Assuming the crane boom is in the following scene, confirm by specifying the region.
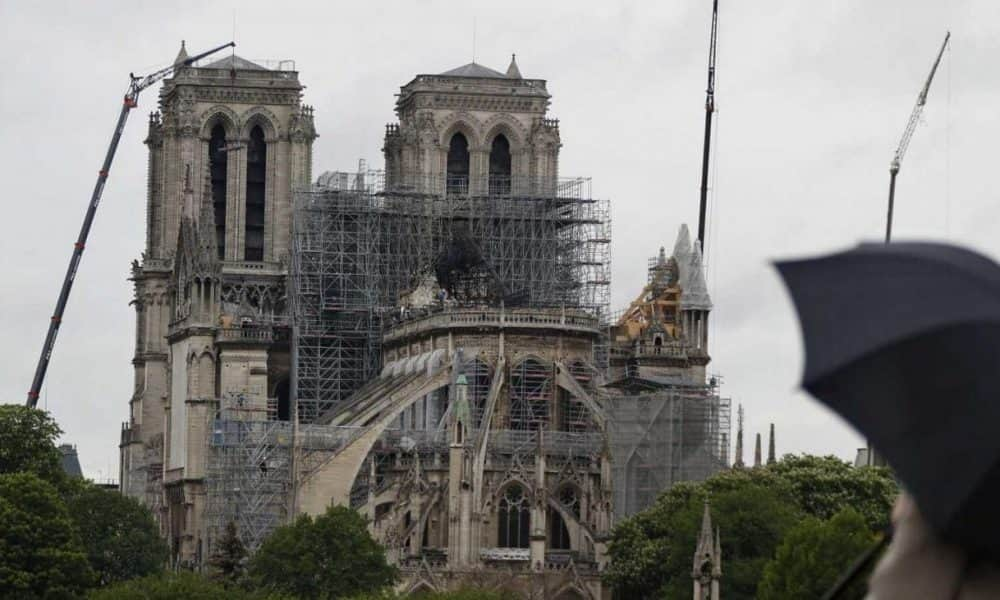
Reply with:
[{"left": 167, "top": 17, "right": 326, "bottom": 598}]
[
  {"left": 885, "top": 31, "right": 950, "bottom": 243},
  {"left": 26, "top": 41, "right": 234, "bottom": 408},
  {"left": 696, "top": 0, "right": 719, "bottom": 253}
]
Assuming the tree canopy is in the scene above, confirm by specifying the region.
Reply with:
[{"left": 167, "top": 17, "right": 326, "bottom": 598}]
[
  {"left": 87, "top": 571, "right": 294, "bottom": 600},
  {"left": 758, "top": 506, "right": 876, "bottom": 600},
  {"left": 249, "top": 505, "right": 397, "bottom": 599},
  {"left": 0, "top": 405, "right": 168, "bottom": 595},
  {"left": 64, "top": 478, "right": 168, "bottom": 586},
  {"left": 347, "top": 588, "right": 521, "bottom": 600},
  {"left": 0, "top": 472, "right": 94, "bottom": 598},
  {"left": 208, "top": 521, "right": 248, "bottom": 585},
  {"left": 0, "top": 404, "right": 66, "bottom": 486},
  {"left": 604, "top": 455, "right": 897, "bottom": 599}
]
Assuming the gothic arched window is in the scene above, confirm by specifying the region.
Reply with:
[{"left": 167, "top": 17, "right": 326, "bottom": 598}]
[
  {"left": 489, "top": 134, "right": 511, "bottom": 195},
  {"left": 208, "top": 125, "right": 228, "bottom": 259},
  {"left": 548, "top": 486, "right": 579, "bottom": 550},
  {"left": 245, "top": 125, "right": 267, "bottom": 261},
  {"left": 447, "top": 132, "right": 469, "bottom": 194},
  {"left": 498, "top": 484, "right": 530, "bottom": 548}
]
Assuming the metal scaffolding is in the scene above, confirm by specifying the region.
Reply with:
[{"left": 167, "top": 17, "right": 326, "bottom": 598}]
[
  {"left": 204, "top": 395, "right": 294, "bottom": 554},
  {"left": 291, "top": 171, "right": 611, "bottom": 423},
  {"left": 607, "top": 384, "right": 731, "bottom": 520}
]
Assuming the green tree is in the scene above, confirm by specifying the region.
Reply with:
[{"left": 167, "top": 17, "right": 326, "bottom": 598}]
[
  {"left": 758, "top": 507, "right": 876, "bottom": 600},
  {"left": 660, "top": 483, "right": 800, "bottom": 599},
  {"left": 0, "top": 405, "right": 65, "bottom": 485},
  {"left": 0, "top": 472, "right": 94, "bottom": 598},
  {"left": 768, "top": 454, "right": 897, "bottom": 530},
  {"left": 249, "top": 505, "right": 397, "bottom": 599},
  {"left": 208, "top": 521, "right": 247, "bottom": 585},
  {"left": 604, "top": 455, "right": 897, "bottom": 599},
  {"left": 347, "top": 588, "right": 520, "bottom": 600},
  {"left": 87, "top": 571, "right": 294, "bottom": 600},
  {"left": 63, "top": 478, "right": 168, "bottom": 586}
]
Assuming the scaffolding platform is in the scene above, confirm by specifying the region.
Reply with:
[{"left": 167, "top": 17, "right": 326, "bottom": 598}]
[
  {"left": 607, "top": 383, "right": 731, "bottom": 520},
  {"left": 291, "top": 171, "right": 611, "bottom": 423}
]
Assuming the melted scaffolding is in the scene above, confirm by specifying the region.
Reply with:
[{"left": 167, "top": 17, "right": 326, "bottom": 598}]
[{"left": 291, "top": 171, "right": 611, "bottom": 423}]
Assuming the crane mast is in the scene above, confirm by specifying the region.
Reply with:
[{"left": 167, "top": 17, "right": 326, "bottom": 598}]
[
  {"left": 696, "top": 0, "right": 719, "bottom": 253},
  {"left": 26, "top": 41, "right": 234, "bottom": 408},
  {"left": 884, "top": 31, "right": 950, "bottom": 243}
]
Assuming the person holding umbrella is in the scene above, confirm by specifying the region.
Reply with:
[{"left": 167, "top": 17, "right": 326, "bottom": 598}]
[{"left": 777, "top": 242, "right": 1000, "bottom": 599}]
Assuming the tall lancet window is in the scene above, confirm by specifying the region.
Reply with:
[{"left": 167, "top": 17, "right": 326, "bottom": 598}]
[
  {"left": 489, "top": 134, "right": 511, "bottom": 195},
  {"left": 209, "top": 125, "right": 228, "bottom": 259},
  {"left": 446, "top": 132, "right": 469, "bottom": 195},
  {"left": 498, "top": 484, "right": 530, "bottom": 548},
  {"left": 245, "top": 125, "right": 267, "bottom": 261}
]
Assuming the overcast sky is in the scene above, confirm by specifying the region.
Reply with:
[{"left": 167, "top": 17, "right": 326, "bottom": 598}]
[{"left": 2, "top": 1, "right": 995, "bottom": 479}]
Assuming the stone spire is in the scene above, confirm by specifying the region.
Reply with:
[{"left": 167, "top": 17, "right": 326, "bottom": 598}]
[
  {"left": 767, "top": 423, "right": 776, "bottom": 465},
  {"left": 754, "top": 433, "right": 762, "bottom": 467},
  {"left": 196, "top": 169, "right": 219, "bottom": 267},
  {"left": 695, "top": 501, "right": 714, "bottom": 561},
  {"left": 682, "top": 243, "right": 713, "bottom": 310},
  {"left": 174, "top": 40, "right": 189, "bottom": 65},
  {"left": 506, "top": 53, "right": 523, "bottom": 79},
  {"left": 733, "top": 405, "right": 744, "bottom": 468},
  {"left": 693, "top": 501, "right": 721, "bottom": 600},
  {"left": 673, "top": 224, "right": 692, "bottom": 266}
]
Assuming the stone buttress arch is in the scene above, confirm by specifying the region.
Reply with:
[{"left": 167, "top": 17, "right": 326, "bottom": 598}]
[{"left": 296, "top": 368, "right": 452, "bottom": 513}]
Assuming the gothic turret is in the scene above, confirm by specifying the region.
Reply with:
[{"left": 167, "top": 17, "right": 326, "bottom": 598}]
[
  {"left": 767, "top": 423, "right": 776, "bottom": 465},
  {"left": 506, "top": 54, "right": 523, "bottom": 78},
  {"left": 693, "top": 501, "right": 722, "bottom": 600}
]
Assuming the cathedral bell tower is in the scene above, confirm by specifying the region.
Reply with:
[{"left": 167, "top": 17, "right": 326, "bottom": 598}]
[
  {"left": 120, "top": 42, "right": 316, "bottom": 566},
  {"left": 383, "top": 55, "right": 561, "bottom": 195}
]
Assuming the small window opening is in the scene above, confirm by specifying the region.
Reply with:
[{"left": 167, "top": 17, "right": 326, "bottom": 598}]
[
  {"left": 447, "top": 133, "right": 469, "bottom": 194},
  {"left": 489, "top": 134, "right": 512, "bottom": 195}
]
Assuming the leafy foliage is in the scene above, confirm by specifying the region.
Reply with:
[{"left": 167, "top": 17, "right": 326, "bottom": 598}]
[
  {"left": 758, "top": 507, "right": 876, "bottom": 600},
  {"left": 768, "top": 454, "right": 897, "bottom": 530},
  {"left": 0, "top": 405, "right": 66, "bottom": 486},
  {"left": 604, "top": 454, "right": 897, "bottom": 599},
  {"left": 249, "top": 505, "right": 397, "bottom": 599},
  {"left": 209, "top": 521, "right": 248, "bottom": 585},
  {"left": 87, "top": 571, "right": 294, "bottom": 600},
  {"left": 0, "top": 472, "right": 94, "bottom": 598},
  {"left": 64, "top": 478, "right": 168, "bottom": 586},
  {"left": 347, "top": 588, "right": 521, "bottom": 600}
]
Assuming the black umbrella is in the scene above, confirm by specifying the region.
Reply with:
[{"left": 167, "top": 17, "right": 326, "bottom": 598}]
[{"left": 776, "top": 241, "right": 1000, "bottom": 558}]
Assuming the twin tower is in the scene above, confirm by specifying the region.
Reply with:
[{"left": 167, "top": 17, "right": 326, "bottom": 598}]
[{"left": 121, "top": 46, "right": 568, "bottom": 569}]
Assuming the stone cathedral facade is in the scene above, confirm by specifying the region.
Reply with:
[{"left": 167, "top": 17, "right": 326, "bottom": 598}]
[{"left": 120, "top": 45, "right": 720, "bottom": 600}]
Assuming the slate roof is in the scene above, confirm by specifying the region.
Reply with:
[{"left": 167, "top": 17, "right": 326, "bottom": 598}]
[
  {"left": 201, "top": 55, "right": 268, "bottom": 71},
  {"left": 439, "top": 62, "right": 508, "bottom": 78},
  {"left": 59, "top": 444, "right": 83, "bottom": 478}
]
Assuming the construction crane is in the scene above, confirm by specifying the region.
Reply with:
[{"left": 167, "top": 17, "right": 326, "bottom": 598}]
[
  {"left": 884, "top": 31, "right": 950, "bottom": 243},
  {"left": 26, "top": 41, "right": 235, "bottom": 408},
  {"left": 696, "top": 0, "right": 719, "bottom": 253}
]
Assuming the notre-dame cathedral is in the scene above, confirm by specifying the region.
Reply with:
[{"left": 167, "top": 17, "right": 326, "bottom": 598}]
[{"left": 119, "top": 43, "right": 727, "bottom": 599}]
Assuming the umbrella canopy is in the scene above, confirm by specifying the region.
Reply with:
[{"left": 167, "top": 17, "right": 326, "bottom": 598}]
[{"left": 776, "top": 241, "right": 1000, "bottom": 557}]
